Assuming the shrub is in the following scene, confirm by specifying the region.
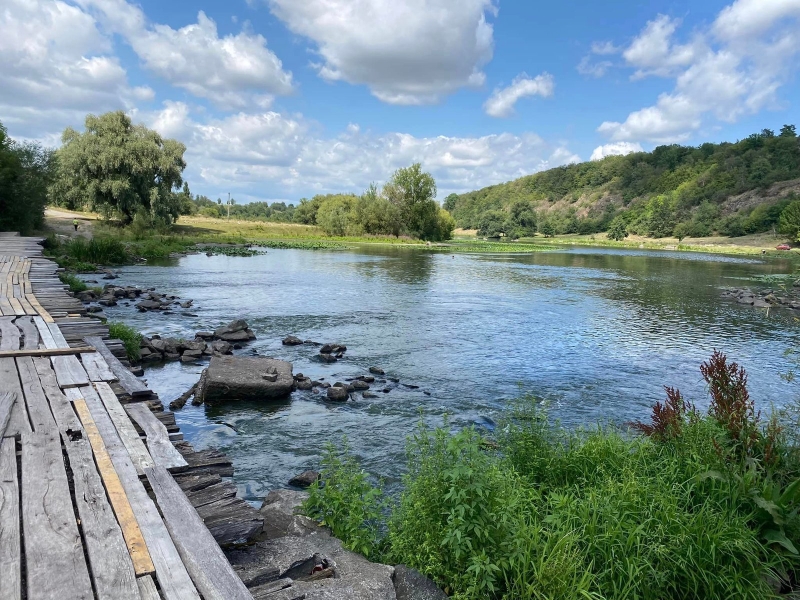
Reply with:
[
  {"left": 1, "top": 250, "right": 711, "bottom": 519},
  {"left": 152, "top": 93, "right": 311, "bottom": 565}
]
[
  {"left": 108, "top": 321, "right": 141, "bottom": 362},
  {"left": 58, "top": 272, "right": 87, "bottom": 293}
]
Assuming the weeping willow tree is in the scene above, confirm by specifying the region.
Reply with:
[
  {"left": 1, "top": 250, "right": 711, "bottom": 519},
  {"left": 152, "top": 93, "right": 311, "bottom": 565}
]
[{"left": 50, "top": 111, "right": 186, "bottom": 224}]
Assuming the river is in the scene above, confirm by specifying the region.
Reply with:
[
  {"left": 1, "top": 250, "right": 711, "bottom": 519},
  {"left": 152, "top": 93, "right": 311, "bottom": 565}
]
[{"left": 95, "top": 245, "right": 799, "bottom": 502}]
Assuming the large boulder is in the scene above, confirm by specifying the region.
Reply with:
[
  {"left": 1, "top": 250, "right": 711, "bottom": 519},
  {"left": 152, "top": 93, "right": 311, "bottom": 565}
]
[
  {"left": 195, "top": 356, "right": 293, "bottom": 403},
  {"left": 393, "top": 565, "right": 448, "bottom": 600},
  {"left": 214, "top": 319, "right": 257, "bottom": 342},
  {"left": 326, "top": 386, "right": 349, "bottom": 402}
]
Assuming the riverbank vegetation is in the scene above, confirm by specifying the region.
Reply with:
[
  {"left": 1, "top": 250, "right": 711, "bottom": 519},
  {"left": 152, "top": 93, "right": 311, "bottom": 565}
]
[
  {"left": 448, "top": 125, "right": 800, "bottom": 243},
  {"left": 304, "top": 351, "right": 800, "bottom": 599},
  {"left": 108, "top": 322, "right": 141, "bottom": 362}
]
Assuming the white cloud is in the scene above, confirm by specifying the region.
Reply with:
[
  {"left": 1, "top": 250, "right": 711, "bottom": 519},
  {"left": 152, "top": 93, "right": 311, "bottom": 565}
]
[
  {"left": 591, "top": 41, "right": 621, "bottom": 55},
  {"left": 598, "top": 2, "right": 800, "bottom": 144},
  {"left": 141, "top": 102, "right": 579, "bottom": 199},
  {"left": 79, "top": 0, "right": 294, "bottom": 108},
  {"left": 577, "top": 56, "right": 613, "bottom": 78},
  {"left": 590, "top": 142, "right": 644, "bottom": 161},
  {"left": 0, "top": 0, "right": 150, "bottom": 138},
  {"left": 267, "top": 0, "right": 496, "bottom": 105},
  {"left": 484, "top": 73, "right": 554, "bottom": 118}
]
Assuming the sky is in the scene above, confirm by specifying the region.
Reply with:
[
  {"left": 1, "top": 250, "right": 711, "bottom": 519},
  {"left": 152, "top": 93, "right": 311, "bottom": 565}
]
[{"left": 1, "top": 0, "right": 800, "bottom": 204}]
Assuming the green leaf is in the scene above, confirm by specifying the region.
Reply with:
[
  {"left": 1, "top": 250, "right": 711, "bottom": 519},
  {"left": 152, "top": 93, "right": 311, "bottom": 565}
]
[{"left": 763, "top": 529, "right": 799, "bottom": 554}]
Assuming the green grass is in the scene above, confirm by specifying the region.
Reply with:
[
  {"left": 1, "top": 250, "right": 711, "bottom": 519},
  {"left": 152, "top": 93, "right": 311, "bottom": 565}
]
[
  {"left": 108, "top": 321, "right": 142, "bottom": 362},
  {"left": 58, "top": 272, "right": 87, "bottom": 293},
  {"left": 304, "top": 353, "right": 800, "bottom": 599}
]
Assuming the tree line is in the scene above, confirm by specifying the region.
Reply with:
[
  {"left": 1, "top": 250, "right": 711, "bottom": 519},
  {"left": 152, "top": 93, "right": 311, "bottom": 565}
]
[
  {"left": 449, "top": 124, "right": 800, "bottom": 241},
  {"left": 2, "top": 110, "right": 454, "bottom": 242}
]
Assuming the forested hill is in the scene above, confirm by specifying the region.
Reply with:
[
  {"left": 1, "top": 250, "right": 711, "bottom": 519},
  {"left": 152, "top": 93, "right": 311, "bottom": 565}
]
[{"left": 445, "top": 125, "right": 800, "bottom": 239}]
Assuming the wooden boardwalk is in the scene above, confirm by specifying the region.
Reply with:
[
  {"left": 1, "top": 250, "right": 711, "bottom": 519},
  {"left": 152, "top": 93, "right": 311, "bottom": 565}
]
[{"left": 0, "top": 234, "right": 255, "bottom": 600}]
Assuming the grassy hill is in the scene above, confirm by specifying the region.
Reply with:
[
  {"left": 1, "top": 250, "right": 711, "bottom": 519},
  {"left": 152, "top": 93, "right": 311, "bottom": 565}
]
[{"left": 446, "top": 125, "right": 800, "bottom": 240}]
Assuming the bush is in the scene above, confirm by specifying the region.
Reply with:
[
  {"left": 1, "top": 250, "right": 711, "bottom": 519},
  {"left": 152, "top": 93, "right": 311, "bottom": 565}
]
[
  {"left": 607, "top": 217, "right": 629, "bottom": 241},
  {"left": 780, "top": 200, "right": 800, "bottom": 241},
  {"left": 303, "top": 352, "right": 800, "bottom": 599},
  {"left": 108, "top": 322, "right": 141, "bottom": 362}
]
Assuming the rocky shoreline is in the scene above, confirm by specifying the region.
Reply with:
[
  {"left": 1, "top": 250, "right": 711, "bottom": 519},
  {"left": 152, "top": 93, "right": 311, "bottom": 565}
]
[{"left": 721, "top": 286, "right": 800, "bottom": 310}]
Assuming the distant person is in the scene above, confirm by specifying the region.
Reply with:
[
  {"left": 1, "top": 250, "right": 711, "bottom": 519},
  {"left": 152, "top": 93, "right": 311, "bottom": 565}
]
[{"left": 73, "top": 219, "right": 79, "bottom": 232}]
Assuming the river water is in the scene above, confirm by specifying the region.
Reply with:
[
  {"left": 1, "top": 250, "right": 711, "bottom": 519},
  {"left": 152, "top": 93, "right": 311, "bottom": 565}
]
[{"left": 96, "top": 246, "right": 799, "bottom": 502}]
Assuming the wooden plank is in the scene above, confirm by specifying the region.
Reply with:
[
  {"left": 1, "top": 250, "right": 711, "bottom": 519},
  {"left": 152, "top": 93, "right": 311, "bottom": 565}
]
[
  {"left": 73, "top": 388, "right": 200, "bottom": 600},
  {"left": 86, "top": 336, "right": 151, "bottom": 397},
  {"left": 0, "top": 316, "right": 20, "bottom": 351},
  {"left": 0, "top": 392, "right": 15, "bottom": 438},
  {"left": 15, "top": 316, "right": 39, "bottom": 350},
  {"left": 63, "top": 429, "right": 140, "bottom": 600},
  {"left": 81, "top": 351, "right": 117, "bottom": 382},
  {"left": 94, "top": 381, "right": 153, "bottom": 476},
  {"left": 33, "top": 316, "right": 58, "bottom": 349},
  {"left": 0, "top": 437, "right": 20, "bottom": 600},
  {"left": 0, "top": 358, "right": 30, "bottom": 438},
  {"left": 72, "top": 396, "right": 155, "bottom": 578},
  {"left": 137, "top": 575, "right": 161, "bottom": 600},
  {"left": 15, "top": 357, "right": 57, "bottom": 435},
  {"left": 0, "top": 345, "right": 96, "bottom": 358},
  {"left": 126, "top": 403, "right": 188, "bottom": 471},
  {"left": 8, "top": 296, "right": 24, "bottom": 317},
  {"left": 52, "top": 354, "right": 91, "bottom": 388},
  {"left": 145, "top": 466, "right": 253, "bottom": 600},
  {"left": 21, "top": 431, "right": 94, "bottom": 600},
  {"left": 47, "top": 322, "right": 70, "bottom": 346}
]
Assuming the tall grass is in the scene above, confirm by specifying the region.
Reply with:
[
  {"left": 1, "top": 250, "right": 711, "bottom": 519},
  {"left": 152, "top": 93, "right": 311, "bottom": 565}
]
[
  {"left": 303, "top": 353, "right": 800, "bottom": 599},
  {"left": 108, "top": 321, "right": 141, "bottom": 362},
  {"left": 58, "top": 272, "right": 87, "bottom": 293}
]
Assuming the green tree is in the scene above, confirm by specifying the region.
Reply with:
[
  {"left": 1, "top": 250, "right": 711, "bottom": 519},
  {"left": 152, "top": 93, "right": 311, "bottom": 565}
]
[
  {"left": 353, "top": 184, "right": 402, "bottom": 235},
  {"left": 0, "top": 121, "right": 54, "bottom": 234},
  {"left": 779, "top": 200, "right": 800, "bottom": 241},
  {"left": 540, "top": 221, "right": 555, "bottom": 237},
  {"left": 780, "top": 124, "right": 797, "bottom": 138},
  {"left": 50, "top": 111, "right": 186, "bottom": 224},
  {"left": 646, "top": 195, "right": 676, "bottom": 238},
  {"left": 316, "top": 195, "right": 356, "bottom": 236},
  {"left": 384, "top": 163, "right": 447, "bottom": 240},
  {"left": 607, "top": 217, "right": 628, "bottom": 241},
  {"left": 477, "top": 210, "right": 507, "bottom": 238},
  {"left": 443, "top": 193, "right": 459, "bottom": 212}
]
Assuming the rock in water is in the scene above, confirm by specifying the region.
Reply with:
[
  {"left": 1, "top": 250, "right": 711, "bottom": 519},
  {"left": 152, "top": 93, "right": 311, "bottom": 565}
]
[
  {"left": 369, "top": 366, "right": 385, "bottom": 375},
  {"left": 213, "top": 319, "right": 257, "bottom": 342},
  {"left": 327, "top": 386, "right": 349, "bottom": 401},
  {"left": 195, "top": 356, "right": 293, "bottom": 404},
  {"left": 282, "top": 335, "right": 304, "bottom": 346},
  {"left": 288, "top": 470, "right": 319, "bottom": 488}
]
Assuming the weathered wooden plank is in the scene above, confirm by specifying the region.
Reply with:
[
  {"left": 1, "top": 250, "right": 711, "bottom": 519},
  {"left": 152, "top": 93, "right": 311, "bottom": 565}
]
[
  {"left": 15, "top": 357, "right": 57, "bottom": 435},
  {"left": 21, "top": 431, "right": 94, "bottom": 600},
  {"left": 0, "top": 345, "right": 96, "bottom": 358},
  {"left": 81, "top": 351, "right": 117, "bottom": 382},
  {"left": 63, "top": 429, "right": 140, "bottom": 600},
  {"left": 0, "top": 358, "right": 30, "bottom": 438},
  {"left": 72, "top": 388, "right": 200, "bottom": 600},
  {"left": 0, "top": 391, "right": 16, "bottom": 438},
  {"left": 0, "top": 316, "right": 20, "bottom": 350},
  {"left": 15, "top": 316, "right": 39, "bottom": 350},
  {"left": 137, "top": 575, "right": 161, "bottom": 600},
  {"left": 33, "top": 316, "right": 58, "bottom": 348},
  {"left": 47, "top": 321, "right": 70, "bottom": 346},
  {"left": 0, "top": 437, "right": 21, "bottom": 600},
  {"left": 72, "top": 396, "right": 155, "bottom": 578},
  {"left": 52, "top": 353, "right": 91, "bottom": 388},
  {"left": 126, "top": 403, "right": 188, "bottom": 471},
  {"left": 94, "top": 381, "right": 153, "bottom": 475},
  {"left": 185, "top": 481, "right": 238, "bottom": 509},
  {"left": 86, "top": 336, "right": 151, "bottom": 397},
  {"left": 145, "top": 465, "right": 253, "bottom": 600}
]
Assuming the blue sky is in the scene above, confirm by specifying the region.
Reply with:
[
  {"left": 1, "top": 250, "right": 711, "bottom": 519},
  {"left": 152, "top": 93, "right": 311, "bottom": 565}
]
[{"left": 1, "top": 0, "right": 799, "bottom": 203}]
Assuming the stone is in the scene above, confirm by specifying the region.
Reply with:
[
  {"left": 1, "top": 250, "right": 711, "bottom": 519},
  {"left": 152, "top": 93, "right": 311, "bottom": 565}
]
[
  {"left": 283, "top": 335, "right": 304, "bottom": 346},
  {"left": 129, "top": 366, "right": 144, "bottom": 377},
  {"left": 362, "top": 392, "right": 379, "bottom": 399},
  {"left": 102, "top": 269, "right": 117, "bottom": 279},
  {"left": 326, "top": 386, "right": 349, "bottom": 402},
  {"left": 369, "top": 366, "right": 385, "bottom": 375},
  {"left": 136, "top": 299, "right": 162, "bottom": 311},
  {"left": 393, "top": 565, "right": 448, "bottom": 600},
  {"left": 195, "top": 356, "right": 294, "bottom": 403},
  {"left": 263, "top": 373, "right": 278, "bottom": 382},
  {"left": 196, "top": 331, "right": 215, "bottom": 340},
  {"left": 164, "top": 352, "right": 181, "bottom": 361},
  {"left": 753, "top": 299, "right": 771, "bottom": 308},
  {"left": 181, "top": 356, "right": 199, "bottom": 363},
  {"left": 180, "top": 300, "right": 194, "bottom": 308},
  {"left": 295, "top": 379, "right": 313, "bottom": 391},
  {"left": 86, "top": 305, "right": 103, "bottom": 313},
  {"left": 258, "top": 490, "right": 319, "bottom": 540},
  {"left": 182, "top": 348, "right": 203, "bottom": 358},
  {"left": 358, "top": 376, "right": 375, "bottom": 383},
  {"left": 318, "top": 353, "right": 337, "bottom": 363},
  {"left": 764, "top": 293, "right": 779, "bottom": 304},
  {"left": 214, "top": 319, "right": 257, "bottom": 342},
  {"left": 288, "top": 470, "right": 319, "bottom": 489},
  {"left": 98, "top": 298, "right": 117, "bottom": 307},
  {"left": 210, "top": 340, "right": 233, "bottom": 355},
  {"left": 320, "top": 344, "right": 334, "bottom": 354},
  {"left": 351, "top": 380, "right": 370, "bottom": 391}
]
